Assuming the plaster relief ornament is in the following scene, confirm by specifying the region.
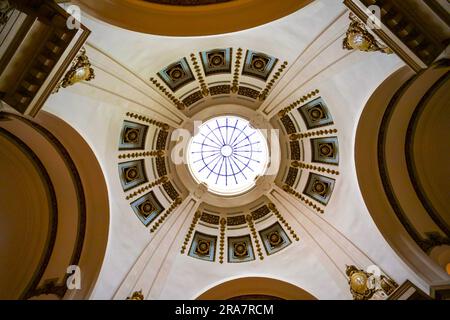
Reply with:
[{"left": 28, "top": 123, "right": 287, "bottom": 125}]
[
  {"left": 343, "top": 13, "right": 393, "bottom": 54},
  {"left": 126, "top": 290, "right": 144, "bottom": 300},
  {"left": 346, "top": 265, "right": 398, "bottom": 300},
  {"left": 53, "top": 47, "right": 95, "bottom": 93},
  {"left": 346, "top": 265, "right": 374, "bottom": 300}
]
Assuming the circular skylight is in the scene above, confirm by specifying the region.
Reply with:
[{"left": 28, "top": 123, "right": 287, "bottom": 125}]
[{"left": 187, "top": 115, "right": 269, "bottom": 196}]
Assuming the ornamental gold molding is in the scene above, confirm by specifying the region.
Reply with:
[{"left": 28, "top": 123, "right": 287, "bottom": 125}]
[
  {"left": 282, "top": 184, "right": 324, "bottom": 214},
  {"left": 125, "top": 176, "right": 169, "bottom": 200},
  {"left": 53, "top": 47, "right": 95, "bottom": 93},
  {"left": 150, "top": 197, "right": 182, "bottom": 233},
  {"left": 118, "top": 150, "right": 165, "bottom": 159},
  {"left": 289, "top": 128, "right": 338, "bottom": 140},
  {"left": 126, "top": 112, "right": 170, "bottom": 131},
  {"left": 292, "top": 161, "right": 340, "bottom": 175},
  {"left": 149, "top": 77, "right": 186, "bottom": 110},
  {"left": 181, "top": 210, "right": 202, "bottom": 254},
  {"left": 343, "top": 13, "right": 393, "bottom": 54},
  {"left": 126, "top": 290, "right": 144, "bottom": 300},
  {"left": 259, "top": 61, "right": 288, "bottom": 101},
  {"left": 278, "top": 89, "right": 320, "bottom": 117},
  {"left": 190, "top": 53, "right": 209, "bottom": 96},
  {"left": 268, "top": 203, "right": 300, "bottom": 241},
  {"left": 231, "top": 48, "right": 243, "bottom": 93},
  {"left": 219, "top": 218, "right": 226, "bottom": 264},
  {"left": 246, "top": 215, "right": 264, "bottom": 260}
]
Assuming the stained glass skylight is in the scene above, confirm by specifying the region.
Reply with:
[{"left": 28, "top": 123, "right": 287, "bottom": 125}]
[{"left": 187, "top": 116, "right": 269, "bottom": 195}]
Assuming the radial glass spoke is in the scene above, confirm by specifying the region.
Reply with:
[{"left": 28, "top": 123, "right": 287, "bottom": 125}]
[{"left": 187, "top": 115, "right": 269, "bottom": 195}]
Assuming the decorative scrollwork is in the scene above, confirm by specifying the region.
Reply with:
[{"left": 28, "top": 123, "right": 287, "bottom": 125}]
[
  {"left": 343, "top": 13, "right": 392, "bottom": 54},
  {"left": 54, "top": 47, "right": 95, "bottom": 93},
  {"left": 346, "top": 265, "right": 398, "bottom": 300},
  {"left": 126, "top": 290, "right": 144, "bottom": 300}
]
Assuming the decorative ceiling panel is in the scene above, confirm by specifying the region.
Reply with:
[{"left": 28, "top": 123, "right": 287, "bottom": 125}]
[
  {"left": 280, "top": 114, "right": 297, "bottom": 134},
  {"left": 242, "top": 50, "right": 278, "bottom": 82},
  {"left": 311, "top": 136, "right": 339, "bottom": 165},
  {"left": 251, "top": 205, "right": 271, "bottom": 221},
  {"left": 200, "top": 48, "right": 232, "bottom": 76},
  {"left": 155, "top": 156, "right": 168, "bottom": 177},
  {"left": 156, "top": 130, "right": 169, "bottom": 151},
  {"left": 228, "top": 235, "right": 255, "bottom": 263},
  {"left": 209, "top": 84, "right": 231, "bottom": 96},
  {"left": 303, "top": 172, "right": 335, "bottom": 205},
  {"left": 297, "top": 97, "right": 333, "bottom": 129},
  {"left": 118, "top": 159, "right": 148, "bottom": 191},
  {"left": 119, "top": 120, "right": 148, "bottom": 150},
  {"left": 157, "top": 58, "right": 195, "bottom": 92},
  {"left": 200, "top": 212, "right": 220, "bottom": 225},
  {"left": 188, "top": 231, "right": 217, "bottom": 262},
  {"left": 290, "top": 141, "right": 301, "bottom": 160},
  {"left": 182, "top": 90, "right": 204, "bottom": 107},
  {"left": 130, "top": 191, "right": 165, "bottom": 226},
  {"left": 259, "top": 222, "right": 291, "bottom": 255},
  {"left": 284, "top": 167, "right": 299, "bottom": 187},
  {"left": 227, "top": 215, "right": 247, "bottom": 226},
  {"left": 237, "top": 86, "right": 260, "bottom": 99},
  {"left": 162, "top": 181, "right": 180, "bottom": 201}
]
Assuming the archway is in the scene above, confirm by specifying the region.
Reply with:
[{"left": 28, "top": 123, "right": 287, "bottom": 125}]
[
  {"left": 0, "top": 110, "right": 110, "bottom": 299},
  {"left": 196, "top": 277, "right": 317, "bottom": 300},
  {"left": 73, "top": 0, "right": 313, "bottom": 36},
  {"left": 355, "top": 65, "right": 450, "bottom": 286}
]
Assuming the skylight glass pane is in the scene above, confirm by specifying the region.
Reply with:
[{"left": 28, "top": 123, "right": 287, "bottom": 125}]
[{"left": 187, "top": 116, "right": 269, "bottom": 195}]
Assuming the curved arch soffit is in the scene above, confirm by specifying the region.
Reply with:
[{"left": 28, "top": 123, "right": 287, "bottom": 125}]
[
  {"left": 36, "top": 111, "right": 111, "bottom": 299},
  {"left": 0, "top": 111, "right": 111, "bottom": 299},
  {"left": 196, "top": 277, "right": 317, "bottom": 300},
  {"left": 73, "top": 0, "right": 313, "bottom": 36},
  {"left": 354, "top": 65, "right": 450, "bottom": 283}
]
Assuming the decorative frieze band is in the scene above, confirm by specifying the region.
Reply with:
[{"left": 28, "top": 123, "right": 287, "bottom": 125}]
[
  {"left": 259, "top": 61, "right": 288, "bottom": 101},
  {"left": 246, "top": 215, "right": 264, "bottom": 260},
  {"left": 125, "top": 176, "right": 168, "bottom": 200},
  {"left": 282, "top": 185, "right": 324, "bottom": 214},
  {"left": 290, "top": 128, "right": 338, "bottom": 140},
  {"left": 150, "top": 197, "right": 182, "bottom": 233},
  {"left": 278, "top": 89, "right": 320, "bottom": 117},
  {"left": 292, "top": 161, "right": 340, "bottom": 175}
]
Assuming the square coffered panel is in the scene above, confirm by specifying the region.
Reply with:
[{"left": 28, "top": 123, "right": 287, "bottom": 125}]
[
  {"left": 280, "top": 114, "right": 297, "bottom": 134},
  {"left": 130, "top": 191, "right": 165, "bottom": 226},
  {"left": 259, "top": 222, "right": 291, "bottom": 255},
  {"left": 119, "top": 120, "right": 148, "bottom": 150},
  {"left": 200, "top": 48, "right": 232, "bottom": 76},
  {"left": 157, "top": 57, "right": 195, "bottom": 92},
  {"left": 228, "top": 235, "right": 255, "bottom": 263},
  {"left": 303, "top": 172, "right": 336, "bottom": 205},
  {"left": 118, "top": 159, "right": 148, "bottom": 192},
  {"left": 242, "top": 50, "right": 278, "bottom": 82},
  {"left": 297, "top": 97, "right": 333, "bottom": 129},
  {"left": 189, "top": 232, "right": 217, "bottom": 262},
  {"left": 311, "top": 136, "right": 339, "bottom": 165}
]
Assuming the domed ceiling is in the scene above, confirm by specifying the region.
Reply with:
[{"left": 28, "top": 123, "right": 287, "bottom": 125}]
[
  {"left": 42, "top": 0, "right": 434, "bottom": 299},
  {"left": 113, "top": 44, "right": 342, "bottom": 265}
]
